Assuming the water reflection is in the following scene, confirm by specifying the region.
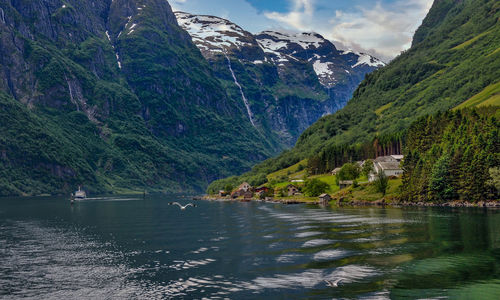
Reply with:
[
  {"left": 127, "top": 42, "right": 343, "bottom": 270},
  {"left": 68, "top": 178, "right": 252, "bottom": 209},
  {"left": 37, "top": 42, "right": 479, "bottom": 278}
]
[{"left": 1, "top": 196, "right": 500, "bottom": 299}]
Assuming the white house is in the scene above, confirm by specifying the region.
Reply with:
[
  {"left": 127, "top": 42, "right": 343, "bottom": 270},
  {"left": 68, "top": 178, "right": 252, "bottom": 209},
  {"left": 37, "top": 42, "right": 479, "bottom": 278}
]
[
  {"left": 369, "top": 156, "right": 404, "bottom": 182},
  {"left": 237, "top": 182, "right": 252, "bottom": 192}
]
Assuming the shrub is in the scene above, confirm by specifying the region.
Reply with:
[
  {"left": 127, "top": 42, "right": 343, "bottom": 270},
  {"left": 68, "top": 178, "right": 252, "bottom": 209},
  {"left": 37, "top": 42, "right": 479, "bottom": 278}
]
[
  {"left": 374, "top": 170, "right": 389, "bottom": 195},
  {"left": 362, "top": 159, "right": 374, "bottom": 177},
  {"left": 303, "top": 178, "right": 329, "bottom": 197}
]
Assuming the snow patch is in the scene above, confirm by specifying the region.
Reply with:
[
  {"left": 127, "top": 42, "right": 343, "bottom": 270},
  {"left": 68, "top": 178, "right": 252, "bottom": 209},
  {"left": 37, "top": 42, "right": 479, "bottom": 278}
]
[
  {"left": 175, "top": 12, "right": 251, "bottom": 52},
  {"left": 115, "top": 53, "right": 122, "bottom": 69},
  {"left": 352, "top": 53, "right": 385, "bottom": 68},
  {"left": 127, "top": 23, "right": 137, "bottom": 35},
  {"left": 259, "top": 31, "right": 325, "bottom": 50},
  {"left": 313, "top": 60, "right": 334, "bottom": 77}
]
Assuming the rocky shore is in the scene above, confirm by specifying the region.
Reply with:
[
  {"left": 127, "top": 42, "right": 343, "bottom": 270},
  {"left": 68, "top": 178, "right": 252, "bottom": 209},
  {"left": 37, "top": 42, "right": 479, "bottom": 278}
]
[{"left": 196, "top": 195, "right": 500, "bottom": 208}]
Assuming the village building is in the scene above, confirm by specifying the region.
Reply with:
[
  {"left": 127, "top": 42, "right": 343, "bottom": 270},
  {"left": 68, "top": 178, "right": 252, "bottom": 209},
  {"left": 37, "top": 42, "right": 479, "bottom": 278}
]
[
  {"left": 219, "top": 190, "right": 228, "bottom": 197},
  {"left": 319, "top": 193, "right": 331, "bottom": 205},
  {"left": 286, "top": 184, "right": 299, "bottom": 196},
  {"left": 243, "top": 191, "right": 254, "bottom": 200},
  {"left": 237, "top": 182, "right": 252, "bottom": 192},
  {"left": 331, "top": 167, "right": 341, "bottom": 175},
  {"left": 231, "top": 182, "right": 252, "bottom": 199},
  {"left": 339, "top": 180, "right": 354, "bottom": 189},
  {"left": 231, "top": 182, "right": 254, "bottom": 198},
  {"left": 255, "top": 186, "right": 269, "bottom": 193},
  {"left": 369, "top": 155, "right": 404, "bottom": 182},
  {"left": 255, "top": 187, "right": 269, "bottom": 199}
]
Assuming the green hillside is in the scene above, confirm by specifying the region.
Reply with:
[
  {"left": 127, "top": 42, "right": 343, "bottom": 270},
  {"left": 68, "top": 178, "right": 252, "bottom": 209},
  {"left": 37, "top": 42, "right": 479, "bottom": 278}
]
[
  {"left": 0, "top": 0, "right": 279, "bottom": 196},
  {"left": 208, "top": 0, "right": 500, "bottom": 193}
]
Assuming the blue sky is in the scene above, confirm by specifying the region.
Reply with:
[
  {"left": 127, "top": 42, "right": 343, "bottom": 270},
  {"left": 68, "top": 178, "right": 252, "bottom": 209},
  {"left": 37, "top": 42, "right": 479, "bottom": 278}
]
[{"left": 170, "top": 0, "right": 433, "bottom": 61}]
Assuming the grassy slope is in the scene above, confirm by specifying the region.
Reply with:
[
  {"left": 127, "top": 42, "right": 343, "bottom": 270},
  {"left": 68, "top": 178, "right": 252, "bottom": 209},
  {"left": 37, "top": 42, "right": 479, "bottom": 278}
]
[{"left": 455, "top": 80, "right": 500, "bottom": 109}]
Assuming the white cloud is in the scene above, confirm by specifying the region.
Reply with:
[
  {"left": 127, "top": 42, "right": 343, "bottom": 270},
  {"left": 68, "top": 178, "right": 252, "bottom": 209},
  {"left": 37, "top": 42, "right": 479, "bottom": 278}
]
[
  {"left": 264, "top": 0, "right": 315, "bottom": 31},
  {"left": 263, "top": 0, "right": 433, "bottom": 61}
]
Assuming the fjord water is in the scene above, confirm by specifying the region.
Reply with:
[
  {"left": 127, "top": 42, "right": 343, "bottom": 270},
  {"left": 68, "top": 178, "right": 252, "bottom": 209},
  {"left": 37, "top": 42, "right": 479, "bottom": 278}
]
[{"left": 1, "top": 196, "right": 500, "bottom": 299}]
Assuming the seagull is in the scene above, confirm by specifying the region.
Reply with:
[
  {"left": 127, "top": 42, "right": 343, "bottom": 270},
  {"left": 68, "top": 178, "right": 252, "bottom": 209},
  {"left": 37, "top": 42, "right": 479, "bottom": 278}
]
[
  {"left": 325, "top": 278, "right": 343, "bottom": 287},
  {"left": 168, "top": 202, "right": 197, "bottom": 210}
]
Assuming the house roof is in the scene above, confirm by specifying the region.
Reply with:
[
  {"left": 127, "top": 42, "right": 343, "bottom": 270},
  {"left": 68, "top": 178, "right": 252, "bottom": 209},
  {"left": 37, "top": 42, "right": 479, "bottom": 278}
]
[
  {"left": 237, "top": 182, "right": 251, "bottom": 189},
  {"left": 374, "top": 155, "right": 404, "bottom": 163},
  {"left": 377, "top": 161, "right": 401, "bottom": 170},
  {"left": 339, "top": 180, "right": 354, "bottom": 184},
  {"left": 374, "top": 156, "right": 395, "bottom": 162},
  {"left": 319, "top": 193, "right": 330, "bottom": 198}
]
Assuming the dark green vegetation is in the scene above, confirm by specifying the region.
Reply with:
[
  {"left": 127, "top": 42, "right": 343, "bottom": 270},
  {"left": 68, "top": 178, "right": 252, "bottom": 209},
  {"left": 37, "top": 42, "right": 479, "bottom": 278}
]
[
  {"left": 402, "top": 108, "right": 499, "bottom": 202},
  {"left": 336, "top": 163, "right": 361, "bottom": 183},
  {"left": 208, "top": 0, "right": 500, "bottom": 202},
  {"left": 374, "top": 171, "right": 389, "bottom": 196},
  {"left": 302, "top": 178, "right": 329, "bottom": 197},
  {"left": 0, "top": 0, "right": 280, "bottom": 196}
]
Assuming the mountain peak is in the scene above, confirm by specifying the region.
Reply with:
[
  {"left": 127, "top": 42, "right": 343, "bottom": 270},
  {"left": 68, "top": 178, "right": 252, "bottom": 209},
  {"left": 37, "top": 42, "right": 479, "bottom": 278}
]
[
  {"left": 175, "top": 11, "right": 385, "bottom": 90},
  {"left": 174, "top": 11, "right": 257, "bottom": 57}
]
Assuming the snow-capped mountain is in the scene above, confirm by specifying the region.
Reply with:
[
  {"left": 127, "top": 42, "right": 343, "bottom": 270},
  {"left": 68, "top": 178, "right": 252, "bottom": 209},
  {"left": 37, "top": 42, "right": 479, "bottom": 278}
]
[
  {"left": 255, "top": 31, "right": 385, "bottom": 88},
  {"left": 175, "top": 12, "right": 263, "bottom": 60},
  {"left": 174, "top": 11, "right": 385, "bottom": 146},
  {"left": 176, "top": 12, "right": 384, "bottom": 89}
]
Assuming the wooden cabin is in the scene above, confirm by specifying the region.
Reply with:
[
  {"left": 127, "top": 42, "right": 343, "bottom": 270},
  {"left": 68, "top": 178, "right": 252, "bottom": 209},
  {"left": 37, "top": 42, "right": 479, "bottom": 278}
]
[{"left": 319, "top": 193, "right": 331, "bottom": 205}]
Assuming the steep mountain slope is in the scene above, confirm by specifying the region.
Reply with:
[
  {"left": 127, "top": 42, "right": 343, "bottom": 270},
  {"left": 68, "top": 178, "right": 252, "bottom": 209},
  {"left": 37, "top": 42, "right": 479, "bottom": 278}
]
[
  {"left": 175, "top": 12, "right": 384, "bottom": 145},
  {"left": 0, "top": 0, "right": 278, "bottom": 195},
  {"left": 278, "top": 0, "right": 500, "bottom": 157},
  {"left": 207, "top": 0, "right": 500, "bottom": 191}
]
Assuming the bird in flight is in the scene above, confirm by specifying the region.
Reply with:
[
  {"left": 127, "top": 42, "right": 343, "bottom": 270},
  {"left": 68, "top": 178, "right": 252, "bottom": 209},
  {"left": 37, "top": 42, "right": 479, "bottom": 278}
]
[
  {"left": 168, "top": 202, "right": 197, "bottom": 210},
  {"left": 325, "top": 278, "right": 343, "bottom": 287}
]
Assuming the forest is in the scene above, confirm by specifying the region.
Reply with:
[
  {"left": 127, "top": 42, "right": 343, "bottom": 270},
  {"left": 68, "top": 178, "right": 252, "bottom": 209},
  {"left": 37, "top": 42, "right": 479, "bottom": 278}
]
[{"left": 401, "top": 108, "right": 499, "bottom": 202}]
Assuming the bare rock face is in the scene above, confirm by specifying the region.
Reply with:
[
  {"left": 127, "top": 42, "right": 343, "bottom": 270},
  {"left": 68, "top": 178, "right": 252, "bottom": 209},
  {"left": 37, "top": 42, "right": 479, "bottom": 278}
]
[{"left": 175, "top": 12, "right": 385, "bottom": 145}]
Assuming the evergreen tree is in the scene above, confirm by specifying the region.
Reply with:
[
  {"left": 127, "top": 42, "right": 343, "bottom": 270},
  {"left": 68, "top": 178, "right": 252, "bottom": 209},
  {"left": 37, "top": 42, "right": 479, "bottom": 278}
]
[
  {"left": 429, "top": 154, "right": 455, "bottom": 201},
  {"left": 374, "top": 170, "right": 389, "bottom": 196}
]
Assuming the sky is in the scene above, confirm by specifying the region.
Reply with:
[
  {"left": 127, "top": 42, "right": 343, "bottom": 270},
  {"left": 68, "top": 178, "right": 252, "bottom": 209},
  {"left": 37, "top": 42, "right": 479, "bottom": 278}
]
[{"left": 170, "top": 0, "right": 434, "bottom": 62}]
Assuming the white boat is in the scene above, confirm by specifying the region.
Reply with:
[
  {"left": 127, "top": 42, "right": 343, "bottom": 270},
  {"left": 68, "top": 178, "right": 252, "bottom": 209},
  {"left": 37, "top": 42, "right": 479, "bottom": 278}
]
[{"left": 73, "top": 186, "right": 86, "bottom": 200}]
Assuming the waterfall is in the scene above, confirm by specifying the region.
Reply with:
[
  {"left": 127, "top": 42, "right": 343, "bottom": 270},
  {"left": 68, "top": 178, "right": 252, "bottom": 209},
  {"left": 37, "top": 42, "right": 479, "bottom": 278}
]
[{"left": 224, "top": 54, "right": 256, "bottom": 127}]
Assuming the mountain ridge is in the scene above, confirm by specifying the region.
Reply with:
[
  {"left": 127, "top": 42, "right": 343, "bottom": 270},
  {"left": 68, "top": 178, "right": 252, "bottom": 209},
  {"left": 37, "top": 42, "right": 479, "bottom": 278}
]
[{"left": 175, "top": 11, "right": 384, "bottom": 145}]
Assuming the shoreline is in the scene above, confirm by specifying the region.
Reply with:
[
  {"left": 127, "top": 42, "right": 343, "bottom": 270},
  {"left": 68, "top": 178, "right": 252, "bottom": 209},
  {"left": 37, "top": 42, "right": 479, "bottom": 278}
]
[{"left": 196, "top": 195, "right": 500, "bottom": 208}]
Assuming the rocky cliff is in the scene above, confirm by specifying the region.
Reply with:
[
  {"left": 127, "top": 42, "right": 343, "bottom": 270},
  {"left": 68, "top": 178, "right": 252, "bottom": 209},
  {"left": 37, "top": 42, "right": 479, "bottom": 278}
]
[{"left": 0, "top": 0, "right": 279, "bottom": 195}]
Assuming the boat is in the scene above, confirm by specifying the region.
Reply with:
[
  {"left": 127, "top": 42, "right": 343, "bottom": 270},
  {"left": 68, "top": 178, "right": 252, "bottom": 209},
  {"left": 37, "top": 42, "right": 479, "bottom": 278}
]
[{"left": 73, "top": 186, "right": 86, "bottom": 200}]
